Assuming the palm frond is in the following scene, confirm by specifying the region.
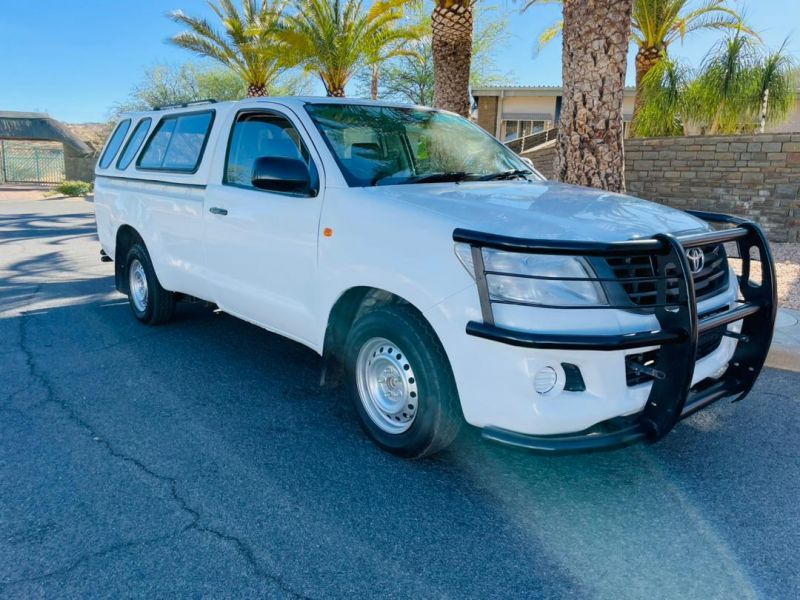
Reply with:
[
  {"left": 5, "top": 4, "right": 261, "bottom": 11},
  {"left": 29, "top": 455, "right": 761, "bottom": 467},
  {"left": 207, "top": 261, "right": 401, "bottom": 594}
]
[
  {"left": 278, "top": 0, "right": 416, "bottom": 95},
  {"left": 632, "top": 55, "right": 694, "bottom": 136},
  {"left": 535, "top": 20, "right": 563, "bottom": 54},
  {"left": 169, "top": 0, "right": 288, "bottom": 94}
]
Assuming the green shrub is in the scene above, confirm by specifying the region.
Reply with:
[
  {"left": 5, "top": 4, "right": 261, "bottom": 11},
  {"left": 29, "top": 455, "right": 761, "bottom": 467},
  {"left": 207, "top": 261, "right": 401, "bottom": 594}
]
[{"left": 55, "top": 180, "right": 93, "bottom": 197}]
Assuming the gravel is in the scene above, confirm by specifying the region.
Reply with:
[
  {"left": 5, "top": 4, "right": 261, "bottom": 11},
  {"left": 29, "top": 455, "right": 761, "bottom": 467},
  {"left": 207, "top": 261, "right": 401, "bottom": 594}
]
[{"left": 729, "top": 243, "right": 800, "bottom": 310}]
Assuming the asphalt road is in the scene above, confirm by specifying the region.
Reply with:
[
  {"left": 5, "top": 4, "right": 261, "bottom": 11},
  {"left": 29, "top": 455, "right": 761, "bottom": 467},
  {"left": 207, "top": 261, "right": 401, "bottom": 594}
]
[{"left": 1, "top": 196, "right": 798, "bottom": 599}]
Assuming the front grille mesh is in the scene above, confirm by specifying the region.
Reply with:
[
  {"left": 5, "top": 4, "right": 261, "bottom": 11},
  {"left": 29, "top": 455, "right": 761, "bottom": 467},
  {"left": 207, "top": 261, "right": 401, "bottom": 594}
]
[{"left": 605, "top": 244, "right": 729, "bottom": 308}]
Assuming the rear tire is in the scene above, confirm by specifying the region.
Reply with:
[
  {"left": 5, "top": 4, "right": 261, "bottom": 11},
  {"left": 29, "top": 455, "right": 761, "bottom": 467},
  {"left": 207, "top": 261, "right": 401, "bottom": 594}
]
[
  {"left": 344, "top": 305, "right": 462, "bottom": 458},
  {"left": 125, "top": 243, "right": 175, "bottom": 325}
]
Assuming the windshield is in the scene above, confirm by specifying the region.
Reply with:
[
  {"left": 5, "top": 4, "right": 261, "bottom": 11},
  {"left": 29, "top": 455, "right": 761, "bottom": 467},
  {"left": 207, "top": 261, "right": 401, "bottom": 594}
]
[{"left": 304, "top": 103, "right": 540, "bottom": 187}]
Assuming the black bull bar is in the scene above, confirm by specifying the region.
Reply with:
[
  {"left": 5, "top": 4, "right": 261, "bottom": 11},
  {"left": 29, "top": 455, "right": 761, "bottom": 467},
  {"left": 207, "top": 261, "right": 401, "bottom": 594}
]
[{"left": 453, "top": 210, "right": 777, "bottom": 454}]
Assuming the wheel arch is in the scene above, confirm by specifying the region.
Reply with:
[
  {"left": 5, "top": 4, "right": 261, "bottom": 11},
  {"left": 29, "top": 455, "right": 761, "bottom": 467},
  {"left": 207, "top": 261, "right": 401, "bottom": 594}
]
[
  {"left": 320, "top": 286, "right": 436, "bottom": 387},
  {"left": 114, "top": 224, "right": 144, "bottom": 294}
]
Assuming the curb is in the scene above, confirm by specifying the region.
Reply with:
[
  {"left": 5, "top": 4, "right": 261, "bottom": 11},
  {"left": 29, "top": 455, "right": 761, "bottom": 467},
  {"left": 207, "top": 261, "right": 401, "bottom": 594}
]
[
  {"left": 765, "top": 308, "right": 800, "bottom": 372},
  {"left": 766, "top": 344, "right": 800, "bottom": 372}
]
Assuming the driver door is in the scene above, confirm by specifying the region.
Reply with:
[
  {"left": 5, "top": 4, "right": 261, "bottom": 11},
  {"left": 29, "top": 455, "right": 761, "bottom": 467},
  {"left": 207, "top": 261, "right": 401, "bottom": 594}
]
[{"left": 202, "top": 108, "right": 324, "bottom": 347}]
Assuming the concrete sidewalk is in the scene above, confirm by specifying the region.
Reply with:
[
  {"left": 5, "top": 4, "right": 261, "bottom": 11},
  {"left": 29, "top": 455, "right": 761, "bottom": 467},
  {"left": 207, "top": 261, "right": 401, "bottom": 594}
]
[{"left": 769, "top": 308, "right": 800, "bottom": 372}]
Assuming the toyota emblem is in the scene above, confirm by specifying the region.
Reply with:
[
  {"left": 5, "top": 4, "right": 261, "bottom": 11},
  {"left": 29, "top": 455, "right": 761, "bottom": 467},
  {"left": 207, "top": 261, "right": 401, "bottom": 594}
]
[{"left": 686, "top": 248, "right": 705, "bottom": 274}]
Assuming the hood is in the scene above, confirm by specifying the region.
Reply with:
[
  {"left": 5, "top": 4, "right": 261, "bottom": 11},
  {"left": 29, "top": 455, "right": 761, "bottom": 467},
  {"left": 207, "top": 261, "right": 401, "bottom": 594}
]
[{"left": 367, "top": 180, "right": 709, "bottom": 242}]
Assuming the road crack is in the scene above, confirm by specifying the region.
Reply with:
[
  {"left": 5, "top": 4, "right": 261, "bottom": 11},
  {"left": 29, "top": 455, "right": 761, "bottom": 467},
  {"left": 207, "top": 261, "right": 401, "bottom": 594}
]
[
  {"left": 1, "top": 530, "right": 182, "bottom": 590},
  {"left": 11, "top": 298, "right": 313, "bottom": 600}
]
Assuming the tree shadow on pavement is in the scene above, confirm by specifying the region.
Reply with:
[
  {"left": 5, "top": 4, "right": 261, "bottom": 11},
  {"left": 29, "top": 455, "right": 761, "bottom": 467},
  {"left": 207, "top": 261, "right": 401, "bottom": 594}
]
[{"left": 3, "top": 282, "right": 797, "bottom": 598}]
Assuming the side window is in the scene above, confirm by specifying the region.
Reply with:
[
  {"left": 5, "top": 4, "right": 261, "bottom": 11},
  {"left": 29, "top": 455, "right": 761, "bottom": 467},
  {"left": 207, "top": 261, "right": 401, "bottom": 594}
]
[
  {"left": 138, "top": 119, "right": 176, "bottom": 169},
  {"left": 137, "top": 111, "right": 214, "bottom": 172},
  {"left": 224, "top": 112, "right": 312, "bottom": 189},
  {"left": 116, "top": 118, "right": 152, "bottom": 170},
  {"left": 99, "top": 120, "right": 131, "bottom": 169}
]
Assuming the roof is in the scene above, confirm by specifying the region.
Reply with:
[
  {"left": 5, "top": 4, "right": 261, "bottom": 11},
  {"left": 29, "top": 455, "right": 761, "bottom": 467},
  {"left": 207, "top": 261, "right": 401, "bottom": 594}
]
[
  {"left": 472, "top": 85, "right": 636, "bottom": 97},
  {"left": 0, "top": 111, "right": 93, "bottom": 155}
]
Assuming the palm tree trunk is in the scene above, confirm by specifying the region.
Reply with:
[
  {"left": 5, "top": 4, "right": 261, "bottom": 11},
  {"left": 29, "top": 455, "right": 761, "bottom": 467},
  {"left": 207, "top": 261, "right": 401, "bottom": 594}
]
[
  {"left": 759, "top": 87, "right": 769, "bottom": 133},
  {"left": 431, "top": 1, "right": 473, "bottom": 117},
  {"left": 556, "top": 0, "right": 633, "bottom": 193},
  {"left": 322, "top": 75, "right": 346, "bottom": 97},
  {"left": 371, "top": 64, "right": 380, "bottom": 100},
  {"left": 247, "top": 84, "right": 268, "bottom": 97},
  {"left": 709, "top": 101, "right": 725, "bottom": 135},
  {"left": 633, "top": 45, "right": 662, "bottom": 121}
]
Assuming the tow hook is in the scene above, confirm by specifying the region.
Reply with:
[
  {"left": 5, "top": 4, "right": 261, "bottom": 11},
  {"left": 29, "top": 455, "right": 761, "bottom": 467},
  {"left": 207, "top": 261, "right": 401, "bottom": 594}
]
[
  {"left": 628, "top": 361, "right": 666, "bottom": 381},
  {"left": 723, "top": 331, "right": 750, "bottom": 343}
]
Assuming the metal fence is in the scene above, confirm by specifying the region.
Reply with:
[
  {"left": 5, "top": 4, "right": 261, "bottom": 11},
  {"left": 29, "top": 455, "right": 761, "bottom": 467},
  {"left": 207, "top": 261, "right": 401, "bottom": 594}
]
[
  {"left": 504, "top": 127, "right": 558, "bottom": 154},
  {"left": 0, "top": 140, "right": 65, "bottom": 184}
]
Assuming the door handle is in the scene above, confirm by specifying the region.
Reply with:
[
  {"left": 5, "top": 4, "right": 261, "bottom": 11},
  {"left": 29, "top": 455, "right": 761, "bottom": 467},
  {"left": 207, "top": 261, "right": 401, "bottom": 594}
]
[{"left": 209, "top": 207, "right": 228, "bottom": 216}]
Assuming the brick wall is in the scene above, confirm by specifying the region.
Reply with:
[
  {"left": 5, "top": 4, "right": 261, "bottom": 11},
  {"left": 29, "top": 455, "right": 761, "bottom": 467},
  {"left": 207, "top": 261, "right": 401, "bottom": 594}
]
[
  {"left": 521, "top": 132, "right": 800, "bottom": 242},
  {"left": 476, "top": 96, "right": 498, "bottom": 135}
]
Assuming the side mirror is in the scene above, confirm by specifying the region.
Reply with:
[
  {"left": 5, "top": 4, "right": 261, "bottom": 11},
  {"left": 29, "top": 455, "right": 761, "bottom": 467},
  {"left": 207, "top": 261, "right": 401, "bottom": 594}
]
[{"left": 251, "top": 156, "right": 312, "bottom": 195}]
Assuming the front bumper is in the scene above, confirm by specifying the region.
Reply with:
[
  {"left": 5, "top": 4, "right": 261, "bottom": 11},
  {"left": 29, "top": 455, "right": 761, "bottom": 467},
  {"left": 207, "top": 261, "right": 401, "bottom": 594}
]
[{"left": 453, "top": 210, "right": 777, "bottom": 454}]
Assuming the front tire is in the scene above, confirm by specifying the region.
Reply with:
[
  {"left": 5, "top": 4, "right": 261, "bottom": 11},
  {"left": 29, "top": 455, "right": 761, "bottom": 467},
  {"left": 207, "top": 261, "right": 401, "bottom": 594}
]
[
  {"left": 344, "top": 305, "right": 462, "bottom": 458},
  {"left": 125, "top": 243, "right": 175, "bottom": 325}
]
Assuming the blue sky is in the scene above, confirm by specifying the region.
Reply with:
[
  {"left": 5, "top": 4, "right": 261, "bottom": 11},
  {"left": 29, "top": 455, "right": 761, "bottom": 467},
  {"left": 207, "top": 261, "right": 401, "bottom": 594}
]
[{"left": 0, "top": 0, "right": 796, "bottom": 123}]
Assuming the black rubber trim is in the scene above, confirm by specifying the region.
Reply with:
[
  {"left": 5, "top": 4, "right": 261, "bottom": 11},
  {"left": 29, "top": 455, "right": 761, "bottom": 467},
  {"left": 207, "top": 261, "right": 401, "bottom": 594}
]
[
  {"left": 135, "top": 109, "right": 216, "bottom": 174},
  {"left": 482, "top": 377, "right": 747, "bottom": 454},
  {"left": 482, "top": 422, "right": 650, "bottom": 454}
]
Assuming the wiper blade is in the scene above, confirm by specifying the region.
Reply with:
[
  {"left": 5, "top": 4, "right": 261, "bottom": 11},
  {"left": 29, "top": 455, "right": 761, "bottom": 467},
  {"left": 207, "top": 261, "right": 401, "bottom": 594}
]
[
  {"left": 478, "top": 169, "right": 532, "bottom": 181},
  {"left": 407, "top": 171, "right": 477, "bottom": 184}
]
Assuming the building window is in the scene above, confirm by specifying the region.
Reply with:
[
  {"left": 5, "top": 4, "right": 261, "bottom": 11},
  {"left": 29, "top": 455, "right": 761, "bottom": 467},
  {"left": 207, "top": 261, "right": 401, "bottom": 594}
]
[{"left": 502, "top": 120, "right": 546, "bottom": 142}]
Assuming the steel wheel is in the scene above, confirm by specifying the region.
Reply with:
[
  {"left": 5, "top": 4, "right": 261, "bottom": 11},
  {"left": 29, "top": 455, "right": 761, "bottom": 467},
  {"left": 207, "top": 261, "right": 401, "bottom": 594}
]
[
  {"left": 129, "top": 258, "right": 149, "bottom": 313},
  {"left": 355, "top": 337, "right": 419, "bottom": 434}
]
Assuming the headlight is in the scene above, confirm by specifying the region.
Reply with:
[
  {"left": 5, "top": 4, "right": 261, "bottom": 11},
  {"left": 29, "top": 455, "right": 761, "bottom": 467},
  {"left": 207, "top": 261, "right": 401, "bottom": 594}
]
[{"left": 455, "top": 244, "right": 607, "bottom": 306}]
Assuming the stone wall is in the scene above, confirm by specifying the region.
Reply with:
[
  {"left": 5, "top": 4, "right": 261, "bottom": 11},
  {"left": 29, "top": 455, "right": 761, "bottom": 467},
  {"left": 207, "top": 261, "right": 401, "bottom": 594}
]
[{"left": 521, "top": 132, "right": 800, "bottom": 242}]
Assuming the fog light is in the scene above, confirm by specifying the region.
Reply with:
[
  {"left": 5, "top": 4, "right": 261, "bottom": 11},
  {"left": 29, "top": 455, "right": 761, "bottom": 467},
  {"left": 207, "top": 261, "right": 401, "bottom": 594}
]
[
  {"left": 711, "top": 363, "right": 729, "bottom": 379},
  {"left": 534, "top": 367, "right": 558, "bottom": 395}
]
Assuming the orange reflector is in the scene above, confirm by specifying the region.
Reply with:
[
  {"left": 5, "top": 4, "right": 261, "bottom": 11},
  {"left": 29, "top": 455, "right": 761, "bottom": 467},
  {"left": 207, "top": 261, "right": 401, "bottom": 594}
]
[{"left": 323, "top": 227, "right": 333, "bottom": 237}]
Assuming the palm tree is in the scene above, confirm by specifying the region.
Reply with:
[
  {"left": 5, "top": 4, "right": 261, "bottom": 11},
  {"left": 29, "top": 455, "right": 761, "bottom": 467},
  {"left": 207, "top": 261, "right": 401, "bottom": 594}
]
[
  {"left": 525, "top": 0, "right": 750, "bottom": 117},
  {"left": 752, "top": 39, "right": 798, "bottom": 133},
  {"left": 555, "top": 0, "right": 633, "bottom": 192},
  {"left": 630, "top": 57, "right": 696, "bottom": 136},
  {"left": 431, "top": 1, "right": 474, "bottom": 117},
  {"left": 632, "top": 34, "right": 797, "bottom": 136},
  {"left": 279, "top": 0, "right": 416, "bottom": 98},
  {"left": 365, "top": 3, "right": 511, "bottom": 104},
  {"left": 366, "top": 11, "right": 426, "bottom": 100},
  {"left": 695, "top": 31, "right": 758, "bottom": 134},
  {"left": 169, "top": 0, "right": 287, "bottom": 97},
  {"left": 630, "top": 0, "right": 750, "bottom": 115}
]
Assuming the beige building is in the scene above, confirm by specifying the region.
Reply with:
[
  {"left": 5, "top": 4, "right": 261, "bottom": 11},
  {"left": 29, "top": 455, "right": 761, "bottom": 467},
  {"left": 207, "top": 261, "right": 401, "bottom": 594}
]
[
  {"left": 473, "top": 85, "right": 800, "bottom": 141},
  {"left": 473, "top": 86, "right": 635, "bottom": 142}
]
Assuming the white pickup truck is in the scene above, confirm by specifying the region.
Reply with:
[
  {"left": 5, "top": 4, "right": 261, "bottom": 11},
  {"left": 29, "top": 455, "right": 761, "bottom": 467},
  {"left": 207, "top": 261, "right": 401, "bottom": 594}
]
[{"left": 94, "top": 97, "right": 777, "bottom": 458}]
